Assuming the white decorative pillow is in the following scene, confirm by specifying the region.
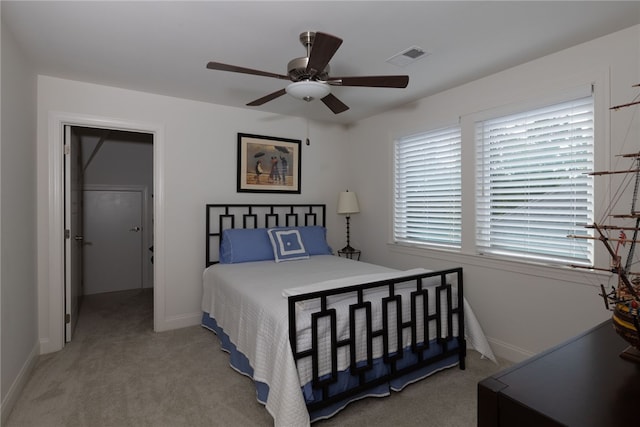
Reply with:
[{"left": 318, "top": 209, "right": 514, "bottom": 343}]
[{"left": 267, "top": 228, "right": 310, "bottom": 262}]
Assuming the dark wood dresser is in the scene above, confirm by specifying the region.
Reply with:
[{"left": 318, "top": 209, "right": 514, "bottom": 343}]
[{"left": 478, "top": 320, "right": 640, "bottom": 426}]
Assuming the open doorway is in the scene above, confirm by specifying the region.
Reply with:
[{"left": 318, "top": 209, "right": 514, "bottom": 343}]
[{"left": 65, "top": 126, "right": 154, "bottom": 342}]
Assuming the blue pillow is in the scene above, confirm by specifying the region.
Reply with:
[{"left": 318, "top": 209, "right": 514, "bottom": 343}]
[
  {"left": 267, "top": 228, "right": 310, "bottom": 262},
  {"left": 219, "top": 228, "right": 274, "bottom": 264},
  {"left": 297, "top": 226, "right": 332, "bottom": 255}
]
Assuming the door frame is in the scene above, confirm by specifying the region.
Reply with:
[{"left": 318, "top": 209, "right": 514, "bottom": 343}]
[
  {"left": 83, "top": 184, "right": 151, "bottom": 291},
  {"left": 44, "top": 111, "right": 165, "bottom": 354}
]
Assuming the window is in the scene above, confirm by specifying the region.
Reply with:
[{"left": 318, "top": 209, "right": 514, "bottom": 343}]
[
  {"left": 475, "top": 95, "right": 594, "bottom": 264},
  {"left": 394, "top": 126, "right": 462, "bottom": 248}
]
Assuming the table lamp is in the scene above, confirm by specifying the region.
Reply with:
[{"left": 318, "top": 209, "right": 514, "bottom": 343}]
[{"left": 337, "top": 190, "right": 360, "bottom": 252}]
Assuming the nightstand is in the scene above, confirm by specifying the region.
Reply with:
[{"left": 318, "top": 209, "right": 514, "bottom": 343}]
[{"left": 337, "top": 248, "right": 361, "bottom": 260}]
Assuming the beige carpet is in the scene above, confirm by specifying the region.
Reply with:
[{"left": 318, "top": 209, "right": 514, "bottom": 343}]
[{"left": 6, "top": 289, "right": 509, "bottom": 426}]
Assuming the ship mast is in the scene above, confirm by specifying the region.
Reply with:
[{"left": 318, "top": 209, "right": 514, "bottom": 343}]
[
  {"left": 593, "top": 223, "right": 640, "bottom": 299},
  {"left": 624, "top": 158, "right": 640, "bottom": 273},
  {"left": 595, "top": 84, "right": 640, "bottom": 358},
  {"left": 569, "top": 83, "right": 640, "bottom": 298}
]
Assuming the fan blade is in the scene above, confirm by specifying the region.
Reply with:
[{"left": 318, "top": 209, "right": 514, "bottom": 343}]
[
  {"left": 328, "top": 75, "right": 409, "bottom": 88},
  {"left": 321, "top": 93, "right": 349, "bottom": 114},
  {"left": 246, "top": 88, "right": 287, "bottom": 106},
  {"left": 306, "top": 32, "right": 343, "bottom": 77},
  {"left": 206, "top": 62, "right": 289, "bottom": 80}
]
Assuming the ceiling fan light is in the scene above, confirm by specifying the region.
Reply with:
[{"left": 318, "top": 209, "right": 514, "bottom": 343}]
[{"left": 286, "top": 81, "right": 330, "bottom": 102}]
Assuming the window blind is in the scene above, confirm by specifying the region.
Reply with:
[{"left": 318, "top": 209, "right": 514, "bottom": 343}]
[
  {"left": 394, "top": 126, "right": 462, "bottom": 248},
  {"left": 475, "top": 95, "right": 594, "bottom": 264}
]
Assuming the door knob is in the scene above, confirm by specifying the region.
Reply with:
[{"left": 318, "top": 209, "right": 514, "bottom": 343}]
[
  {"left": 129, "top": 226, "right": 141, "bottom": 232},
  {"left": 74, "top": 235, "right": 84, "bottom": 241}
]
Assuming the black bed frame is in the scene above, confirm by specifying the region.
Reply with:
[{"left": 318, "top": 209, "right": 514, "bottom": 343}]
[{"left": 205, "top": 203, "right": 466, "bottom": 416}]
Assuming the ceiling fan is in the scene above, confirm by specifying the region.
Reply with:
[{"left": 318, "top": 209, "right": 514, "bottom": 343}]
[{"left": 206, "top": 31, "right": 409, "bottom": 114}]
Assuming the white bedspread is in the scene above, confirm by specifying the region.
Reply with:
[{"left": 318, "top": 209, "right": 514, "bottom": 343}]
[{"left": 202, "top": 255, "right": 495, "bottom": 426}]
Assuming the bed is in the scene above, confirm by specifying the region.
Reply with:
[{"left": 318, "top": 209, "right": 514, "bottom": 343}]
[{"left": 201, "top": 203, "right": 495, "bottom": 426}]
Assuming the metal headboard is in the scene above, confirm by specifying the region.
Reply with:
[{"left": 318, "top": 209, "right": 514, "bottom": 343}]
[{"left": 205, "top": 204, "right": 326, "bottom": 267}]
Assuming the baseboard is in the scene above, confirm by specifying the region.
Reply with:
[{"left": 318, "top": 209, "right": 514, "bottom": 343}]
[
  {"left": 155, "top": 311, "right": 202, "bottom": 332},
  {"left": 486, "top": 336, "right": 535, "bottom": 363},
  {"left": 39, "top": 335, "right": 64, "bottom": 355},
  {"left": 1, "top": 341, "right": 39, "bottom": 425}
]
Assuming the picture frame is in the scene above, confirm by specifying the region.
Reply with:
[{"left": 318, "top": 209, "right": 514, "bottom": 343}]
[{"left": 237, "top": 133, "right": 302, "bottom": 194}]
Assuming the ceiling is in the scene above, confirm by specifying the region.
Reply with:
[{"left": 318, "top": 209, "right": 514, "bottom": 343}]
[{"left": 3, "top": 1, "right": 640, "bottom": 126}]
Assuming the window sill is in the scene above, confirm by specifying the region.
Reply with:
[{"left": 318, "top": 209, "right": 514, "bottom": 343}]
[{"left": 387, "top": 242, "right": 612, "bottom": 286}]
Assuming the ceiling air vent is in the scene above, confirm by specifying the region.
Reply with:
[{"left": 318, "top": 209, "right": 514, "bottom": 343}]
[{"left": 386, "top": 46, "right": 430, "bottom": 67}]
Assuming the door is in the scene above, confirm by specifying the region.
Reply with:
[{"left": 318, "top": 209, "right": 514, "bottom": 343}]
[
  {"left": 83, "top": 190, "right": 143, "bottom": 295},
  {"left": 64, "top": 125, "right": 83, "bottom": 342}
]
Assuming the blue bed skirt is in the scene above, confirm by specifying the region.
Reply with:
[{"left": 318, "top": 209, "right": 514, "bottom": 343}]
[{"left": 201, "top": 312, "right": 459, "bottom": 422}]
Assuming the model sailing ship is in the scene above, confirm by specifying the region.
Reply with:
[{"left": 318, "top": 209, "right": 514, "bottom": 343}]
[{"left": 572, "top": 83, "right": 640, "bottom": 361}]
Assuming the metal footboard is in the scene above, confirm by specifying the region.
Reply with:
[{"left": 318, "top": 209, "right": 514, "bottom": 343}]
[{"left": 287, "top": 267, "right": 465, "bottom": 412}]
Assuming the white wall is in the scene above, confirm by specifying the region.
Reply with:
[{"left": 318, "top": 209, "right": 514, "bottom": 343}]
[
  {"left": 81, "top": 131, "right": 153, "bottom": 191},
  {"left": 347, "top": 25, "right": 640, "bottom": 362},
  {"left": 36, "top": 76, "right": 351, "bottom": 353},
  {"left": 1, "top": 16, "right": 39, "bottom": 423}
]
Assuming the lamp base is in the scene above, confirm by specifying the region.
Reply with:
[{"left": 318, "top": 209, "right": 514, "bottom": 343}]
[
  {"left": 339, "top": 244, "right": 357, "bottom": 252},
  {"left": 337, "top": 245, "right": 361, "bottom": 260}
]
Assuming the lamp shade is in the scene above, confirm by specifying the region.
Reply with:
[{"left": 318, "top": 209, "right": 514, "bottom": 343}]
[
  {"left": 337, "top": 191, "right": 360, "bottom": 215},
  {"left": 286, "top": 80, "right": 331, "bottom": 101}
]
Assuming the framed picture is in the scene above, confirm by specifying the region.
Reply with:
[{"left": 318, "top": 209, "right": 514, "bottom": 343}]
[{"left": 237, "top": 133, "right": 302, "bottom": 194}]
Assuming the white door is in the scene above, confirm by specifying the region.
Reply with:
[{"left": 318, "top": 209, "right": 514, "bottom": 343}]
[
  {"left": 83, "top": 190, "right": 143, "bottom": 295},
  {"left": 64, "top": 126, "right": 83, "bottom": 342}
]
